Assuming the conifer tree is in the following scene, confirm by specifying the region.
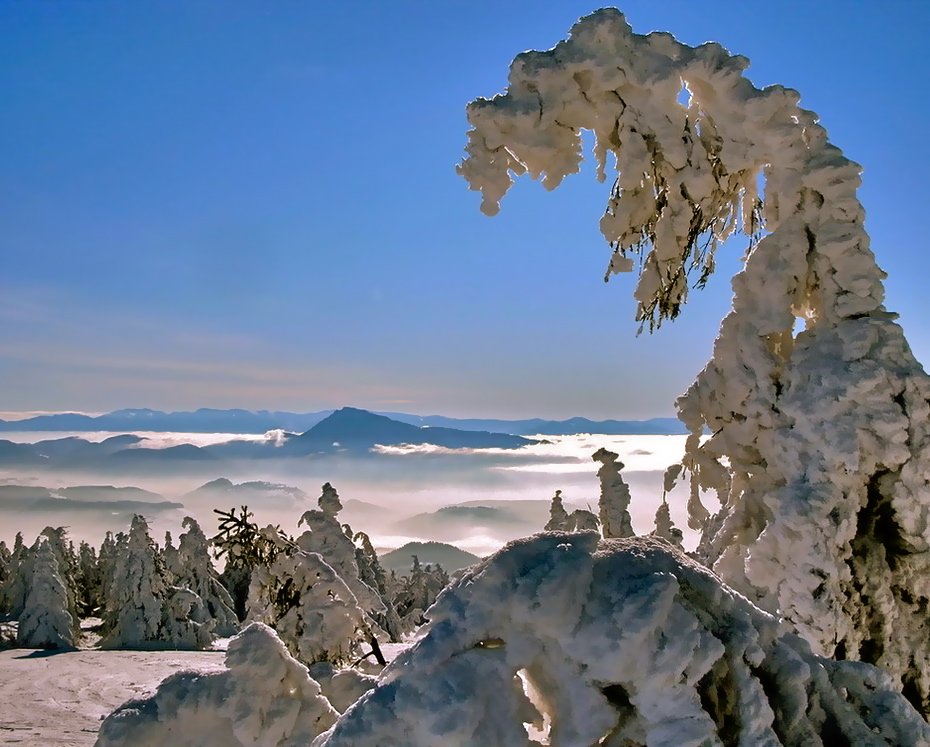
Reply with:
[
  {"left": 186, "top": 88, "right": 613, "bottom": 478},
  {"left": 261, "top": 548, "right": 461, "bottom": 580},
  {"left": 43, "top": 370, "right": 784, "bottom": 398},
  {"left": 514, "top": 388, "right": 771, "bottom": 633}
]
[{"left": 17, "top": 537, "right": 78, "bottom": 649}]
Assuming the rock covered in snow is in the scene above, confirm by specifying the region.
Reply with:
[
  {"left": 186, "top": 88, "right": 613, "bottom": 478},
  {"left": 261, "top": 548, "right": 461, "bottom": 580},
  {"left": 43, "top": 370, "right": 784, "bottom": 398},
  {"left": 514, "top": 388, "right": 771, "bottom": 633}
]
[
  {"left": 96, "top": 622, "right": 338, "bottom": 747},
  {"left": 316, "top": 533, "right": 930, "bottom": 746},
  {"left": 458, "top": 8, "right": 930, "bottom": 715}
]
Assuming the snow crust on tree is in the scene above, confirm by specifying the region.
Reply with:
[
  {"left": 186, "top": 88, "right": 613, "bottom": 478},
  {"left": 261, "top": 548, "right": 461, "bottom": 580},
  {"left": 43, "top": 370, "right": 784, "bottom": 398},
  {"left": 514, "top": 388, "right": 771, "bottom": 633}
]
[
  {"left": 592, "top": 447, "right": 635, "bottom": 538},
  {"left": 315, "top": 533, "right": 930, "bottom": 746},
  {"left": 96, "top": 622, "right": 338, "bottom": 747},
  {"left": 16, "top": 538, "right": 77, "bottom": 649},
  {"left": 458, "top": 8, "right": 930, "bottom": 714}
]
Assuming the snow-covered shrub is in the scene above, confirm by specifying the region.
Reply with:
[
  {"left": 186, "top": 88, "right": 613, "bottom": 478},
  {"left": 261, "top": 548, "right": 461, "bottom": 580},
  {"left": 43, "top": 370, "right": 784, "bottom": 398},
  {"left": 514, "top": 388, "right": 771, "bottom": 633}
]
[
  {"left": 458, "top": 8, "right": 930, "bottom": 714},
  {"left": 16, "top": 537, "right": 78, "bottom": 649},
  {"left": 317, "top": 532, "right": 930, "bottom": 746},
  {"left": 96, "top": 622, "right": 338, "bottom": 747}
]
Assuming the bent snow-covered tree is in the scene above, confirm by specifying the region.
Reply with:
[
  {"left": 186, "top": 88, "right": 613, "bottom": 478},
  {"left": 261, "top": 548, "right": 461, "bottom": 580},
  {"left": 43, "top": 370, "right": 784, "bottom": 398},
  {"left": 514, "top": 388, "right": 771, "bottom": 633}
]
[
  {"left": 317, "top": 534, "right": 930, "bottom": 746},
  {"left": 458, "top": 8, "right": 930, "bottom": 715}
]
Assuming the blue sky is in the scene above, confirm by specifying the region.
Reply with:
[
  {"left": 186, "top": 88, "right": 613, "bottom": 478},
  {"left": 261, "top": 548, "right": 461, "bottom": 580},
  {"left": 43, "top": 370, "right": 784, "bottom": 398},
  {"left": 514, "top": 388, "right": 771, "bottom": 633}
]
[{"left": 2, "top": 1, "right": 929, "bottom": 419}]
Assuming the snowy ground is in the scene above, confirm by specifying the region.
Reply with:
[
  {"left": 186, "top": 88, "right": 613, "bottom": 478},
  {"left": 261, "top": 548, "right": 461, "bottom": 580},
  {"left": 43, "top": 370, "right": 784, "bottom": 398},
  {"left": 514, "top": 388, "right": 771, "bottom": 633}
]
[
  {"left": 0, "top": 647, "right": 226, "bottom": 745},
  {"left": 0, "top": 630, "right": 411, "bottom": 747}
]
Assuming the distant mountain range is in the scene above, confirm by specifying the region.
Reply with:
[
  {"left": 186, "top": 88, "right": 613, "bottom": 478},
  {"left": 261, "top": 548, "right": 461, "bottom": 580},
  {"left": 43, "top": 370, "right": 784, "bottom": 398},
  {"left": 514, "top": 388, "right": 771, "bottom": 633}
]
[
  {"left": 0, "top": 406, "right": 686, "bottom": 436},
  {"left": 0, "top": 407, "right": 541, "bottom": 467}
]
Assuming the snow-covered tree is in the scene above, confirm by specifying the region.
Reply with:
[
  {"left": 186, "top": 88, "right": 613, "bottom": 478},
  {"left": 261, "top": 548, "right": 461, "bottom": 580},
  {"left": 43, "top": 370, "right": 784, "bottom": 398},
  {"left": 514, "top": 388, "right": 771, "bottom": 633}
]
[
  {"left": 101, "top": 514, "right": 213, "bottom": 649},
  {"left": 3, "top": 527, "right": 80, "bottom": 628},
  {"left": 318, "top": 533, "right": 930, "bottom": 745},
  {"left": 592, "top": 447, "right": 635, "bottom": 539},
  {"left": 353, "top": 530, "right": 403, "bottom": 640},
  {"left": 296, "top": 484, "right": 397, "bottom": 641},
  {"left": 458, "top": 8, "right": 930, "bottom": 715},
  {"left": 96, "top": 530, "right": 120, "bottom": 602},
  {"left": 391, "top": 555, "right": 448, "bottom": 631},
  {"left": 75, "top": 540, "right": 102, "bottom": 616},
  {"left": 0, "top": 540, "right": 11, "bottom": 616},
  {"left": 0, "top": 532, "right": 26, "bottom": 617},
  {"left": 174, "top": 516, "right": 239, "bottom": 637},
  {"left": 100, "top": 516, "right": 169, "bottom": 648},
  {"left": 247, "top": 526, "right": 370, "bottom": 665},
  {"left": 212, "top": 505, "right": 275, "bottom": 621},
  {"left": 16, "top": 537, "right": 78, "bottom": 649}
]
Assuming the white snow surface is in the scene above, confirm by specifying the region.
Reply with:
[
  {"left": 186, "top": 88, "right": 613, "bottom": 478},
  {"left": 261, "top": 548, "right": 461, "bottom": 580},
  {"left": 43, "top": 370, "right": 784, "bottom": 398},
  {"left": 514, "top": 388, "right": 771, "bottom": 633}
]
[
  {"left": 458, "top": 7, "right": 930, "bottom": 715},
  {"left": 0, "top": 647, "right": 225, "bottom": 745}
]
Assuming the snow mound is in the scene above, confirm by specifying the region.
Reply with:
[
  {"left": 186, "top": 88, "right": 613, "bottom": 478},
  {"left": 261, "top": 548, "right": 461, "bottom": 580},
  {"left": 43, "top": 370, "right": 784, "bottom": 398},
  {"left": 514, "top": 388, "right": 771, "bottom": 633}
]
[
  {"left": 96, "top": 622, "right": 337, "bottom": 747},
  {"left": 315, "top": 533, "right": 930, "bottom": 746}
]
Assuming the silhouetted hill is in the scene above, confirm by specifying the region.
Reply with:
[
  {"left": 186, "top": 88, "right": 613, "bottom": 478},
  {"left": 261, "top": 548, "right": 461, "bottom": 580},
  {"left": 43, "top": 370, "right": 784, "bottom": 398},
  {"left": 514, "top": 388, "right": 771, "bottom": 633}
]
[
  {"left": 0, "top": 482, "right": 181, "bottom": 515},
  {"left": 186, "top": 478, "right": 308, "bottom": 505},
  {"left": 379, "top": 541, "right": 481, "bottom": 574},
  {"left": 58, "top": 485, "right": 164, "bottom": 502},
  {"left": 289, "top": 407, "right": 536, "bottom": 453}
]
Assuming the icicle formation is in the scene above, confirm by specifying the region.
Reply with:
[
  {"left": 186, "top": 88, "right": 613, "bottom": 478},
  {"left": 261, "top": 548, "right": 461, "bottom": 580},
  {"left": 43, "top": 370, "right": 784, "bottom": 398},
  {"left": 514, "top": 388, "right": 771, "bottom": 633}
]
[
  {"left": 315, "top": 534, "right": 930, "bottom": 746},
  {"left": 592, "top": 447, "right": 635, "bottom": 539},
  {"left": 458, "top": 8, "right": 930, "bottom": 714}
]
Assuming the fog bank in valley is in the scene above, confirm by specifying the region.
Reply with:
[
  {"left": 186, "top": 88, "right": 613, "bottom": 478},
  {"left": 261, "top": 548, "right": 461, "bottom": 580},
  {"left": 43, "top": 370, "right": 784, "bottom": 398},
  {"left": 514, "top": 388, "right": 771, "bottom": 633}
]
[{"left": 0, "top": 433, "right": 694, "bottom": 558}]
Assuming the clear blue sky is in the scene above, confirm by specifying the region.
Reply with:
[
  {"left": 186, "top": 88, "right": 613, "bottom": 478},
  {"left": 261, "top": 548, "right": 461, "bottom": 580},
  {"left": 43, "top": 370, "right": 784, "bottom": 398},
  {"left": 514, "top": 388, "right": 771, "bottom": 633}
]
[{"left": 2, "top": 1, "right": 929, "bottom": 419}]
